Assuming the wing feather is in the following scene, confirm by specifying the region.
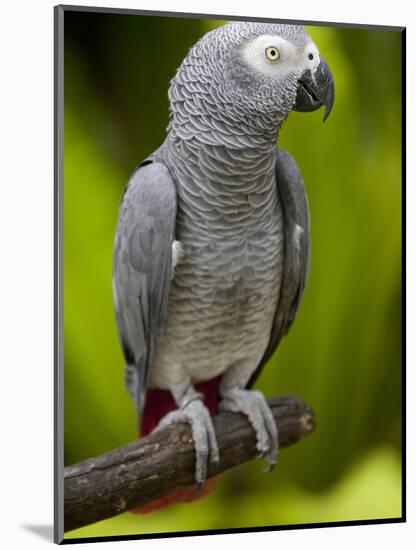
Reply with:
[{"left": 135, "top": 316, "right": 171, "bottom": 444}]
[
  {"left": 247, "top": 149, "right": 310, "bottom": 388},
  {"left": 113, "top": 156, "right": 177, "bottom": 417}
]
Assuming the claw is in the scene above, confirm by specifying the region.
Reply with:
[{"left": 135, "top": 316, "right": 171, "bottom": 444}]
[
  {"left": 209, "top": 455, "right": 220, "bottom": 474},
  {"left": 262, "top": 459, "right": 277, "bottom": 473},
  {"left": 219, "top": 388, "right": 279, "bottom": 472},
  {"left": 153, "top": 391, "right": 220, "bottom": 486}
]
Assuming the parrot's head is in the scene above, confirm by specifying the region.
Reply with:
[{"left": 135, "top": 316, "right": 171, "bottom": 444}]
[
  {"left": 227, "top": 22, "right": 335, "bottom": 122},
  {"left": 171, "top": 21, "right": 334, "bottom": 134}
]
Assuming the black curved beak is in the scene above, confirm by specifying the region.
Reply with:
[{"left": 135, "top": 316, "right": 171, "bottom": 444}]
[{"left": 294, "top": 57, "right": 335, "bottom": 121}]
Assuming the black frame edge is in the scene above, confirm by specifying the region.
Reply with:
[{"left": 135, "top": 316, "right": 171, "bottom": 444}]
[{"left": 401, "top": 26, "right": 406, "bottom": 524}]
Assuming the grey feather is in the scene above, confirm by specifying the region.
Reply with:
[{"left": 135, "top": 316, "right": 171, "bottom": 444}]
[
  {"left": 248, "top": 149, "right": 310, "bottom": 388},
  {"left": 112, "top": 152, "right": 177, "bottom": 416}
]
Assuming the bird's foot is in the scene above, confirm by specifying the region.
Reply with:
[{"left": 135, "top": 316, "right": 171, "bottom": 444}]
[
  {"left": 219, "top": 388, "right": 278, "bottom": 471},
  {"left": 153, "top": 391, "right": 219, "bottom": 487}
]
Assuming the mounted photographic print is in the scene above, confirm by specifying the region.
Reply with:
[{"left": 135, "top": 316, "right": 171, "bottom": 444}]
[{"left": 54, "top": 4, "right": 405, "bottom": 544}]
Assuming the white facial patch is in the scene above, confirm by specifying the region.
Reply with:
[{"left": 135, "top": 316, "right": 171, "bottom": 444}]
[{"left": 243, "top": 34, "right": 321, "bottom": 80}]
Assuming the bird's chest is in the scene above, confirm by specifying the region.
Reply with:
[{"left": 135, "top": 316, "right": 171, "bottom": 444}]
[
  {"left": 154, "top": 145, "right": 284, "bottom": 378},
  {"left": 163, "top": 201, "right": 283, "bottom": 381},
  {"left": 177, "top": 212, "right": 282, "bottom": 300},
  {"left": 170, "top": 169, "right": 284, "bottom": 339}
]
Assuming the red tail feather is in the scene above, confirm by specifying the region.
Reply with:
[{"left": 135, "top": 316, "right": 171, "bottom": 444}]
[{"left": 130, "top": 376, "right": 221, "bottom": 514}]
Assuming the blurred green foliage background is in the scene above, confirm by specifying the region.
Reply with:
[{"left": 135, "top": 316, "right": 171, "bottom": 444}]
[{"left": 63, "top": 10, "right": 402, "bottom": 539}]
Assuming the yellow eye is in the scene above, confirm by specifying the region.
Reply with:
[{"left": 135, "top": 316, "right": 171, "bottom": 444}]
[{"left": 265, "top": 46, "right": 280, "bottom": 62}]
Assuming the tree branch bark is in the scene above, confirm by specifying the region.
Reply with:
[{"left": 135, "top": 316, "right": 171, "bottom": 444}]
[{"left": 64, "top": 395, "right": 315, "bottom": 532}]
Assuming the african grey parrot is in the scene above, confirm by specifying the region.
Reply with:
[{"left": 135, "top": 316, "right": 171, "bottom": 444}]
[{"left": 112, "top": 21, "right": 334, "bottom": 511}]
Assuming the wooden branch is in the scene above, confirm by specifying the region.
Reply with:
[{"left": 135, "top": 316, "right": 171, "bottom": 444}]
[{"left": 64, "top": 395, "right": 315, "bottom": 532}]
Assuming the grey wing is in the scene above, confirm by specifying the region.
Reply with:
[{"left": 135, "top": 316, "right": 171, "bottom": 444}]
[
  {"left": 247, "top": 149, "right": 310, "bottom": 388},
  {"left": 112, "top": 158, "right": 177, "bottom": 418}
]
